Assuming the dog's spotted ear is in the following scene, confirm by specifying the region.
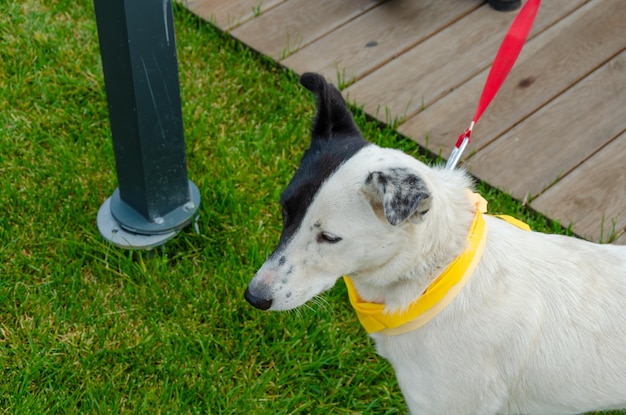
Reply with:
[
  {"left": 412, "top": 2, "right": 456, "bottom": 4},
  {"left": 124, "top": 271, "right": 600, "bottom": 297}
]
[
  {"left": 363, "top": 168, "right": 431, "bottom": 226},
  {"left": 300, "top": 72, "right": 361, "bottom": 141}
]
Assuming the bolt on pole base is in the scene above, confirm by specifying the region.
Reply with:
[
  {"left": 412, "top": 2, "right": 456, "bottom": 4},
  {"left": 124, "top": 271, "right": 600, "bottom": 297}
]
[{"left": 97, "top": 180, "right": 201, "bottom": 250}]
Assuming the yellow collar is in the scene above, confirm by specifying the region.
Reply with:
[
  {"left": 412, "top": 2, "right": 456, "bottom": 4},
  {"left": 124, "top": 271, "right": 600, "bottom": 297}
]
[{"left": 344, "top": 193, "right": 490, "bottom": 336}]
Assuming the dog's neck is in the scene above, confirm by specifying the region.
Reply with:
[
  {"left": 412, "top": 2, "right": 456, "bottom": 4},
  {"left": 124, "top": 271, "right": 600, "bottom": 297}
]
[
  {"left": 344, "top": 200, "right": 488, "bottom": 335},
  {"left": 348, "top": 173, "right": 480, "bottom": 314}
]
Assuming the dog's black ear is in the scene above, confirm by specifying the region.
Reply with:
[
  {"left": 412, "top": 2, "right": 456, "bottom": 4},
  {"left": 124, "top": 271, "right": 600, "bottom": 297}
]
[
  {"left": 300, "top": 72, "right": 361, "bottom": 141},
  {"left": 363, "top": 168, "right": 431, "bottom": 226}
]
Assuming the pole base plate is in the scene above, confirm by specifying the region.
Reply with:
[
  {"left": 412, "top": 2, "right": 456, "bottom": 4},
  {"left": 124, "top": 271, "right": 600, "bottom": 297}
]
[{"left": 97, "top": 197, "right": 179, "bottom": 249}]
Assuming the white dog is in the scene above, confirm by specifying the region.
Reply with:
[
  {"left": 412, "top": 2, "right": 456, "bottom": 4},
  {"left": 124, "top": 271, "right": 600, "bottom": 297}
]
[{"left": 244, "top": 73, "right": 626, "bottom": 414}]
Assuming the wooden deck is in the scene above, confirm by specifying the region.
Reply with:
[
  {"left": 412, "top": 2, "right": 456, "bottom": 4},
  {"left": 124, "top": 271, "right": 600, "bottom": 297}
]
[{"left": 182, "top": 0, "right": 626, "bottom": 244}]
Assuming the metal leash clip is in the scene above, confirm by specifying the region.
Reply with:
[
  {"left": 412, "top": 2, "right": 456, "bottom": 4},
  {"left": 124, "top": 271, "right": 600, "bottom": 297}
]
[{"left": 446, "top": 122, "right": 474, "bottom": 170}]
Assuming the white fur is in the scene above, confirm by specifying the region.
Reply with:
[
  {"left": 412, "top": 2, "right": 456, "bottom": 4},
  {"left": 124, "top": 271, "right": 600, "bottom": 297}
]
[{"left": 249, "top": 144, "right": 626, "bottom": 414}]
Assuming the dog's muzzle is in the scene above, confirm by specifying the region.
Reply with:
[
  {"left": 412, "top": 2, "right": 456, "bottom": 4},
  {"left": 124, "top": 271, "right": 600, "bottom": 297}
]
[{"left": 244, "top": 286, "right": 273, "bottom": 310}]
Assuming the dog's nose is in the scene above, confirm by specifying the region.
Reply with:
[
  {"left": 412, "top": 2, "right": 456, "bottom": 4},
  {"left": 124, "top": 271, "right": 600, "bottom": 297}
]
[{"left": 244, "top": 287, "right": 273, "bottom": 310}]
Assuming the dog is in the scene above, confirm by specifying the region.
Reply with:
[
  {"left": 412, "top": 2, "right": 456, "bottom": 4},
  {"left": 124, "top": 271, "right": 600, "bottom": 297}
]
[{"left": 244, "top": 72, "right": 626, "bottom": 414}]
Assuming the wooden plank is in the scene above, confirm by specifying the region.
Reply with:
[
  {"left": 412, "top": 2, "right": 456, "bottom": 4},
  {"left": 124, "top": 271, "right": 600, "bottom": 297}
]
[
  {"left": 183, "top": 0, "right": 284, "bottom": 31},
  {"left": 281, "top": 0, "right": 483, "bottom": 85},
  {"left": 398, "top": 0, "right": 626, "bottom": 156},
  {"left": 465, "top": 47, "right": 626, "bottom": 199},
  {"left": 465, "top": 48, "right": 626, "bottom": 200},
  {"left": 616, "top": 231, "right": 626, "bottom": 245},
  {"left": 344, "top": 0, "right": 584, "bottom": 122},
  {"left": 531, "top": 131, "right": 626, "bottom": 243},
  {"left": 230, "top": 0, "right": 380, "bottom": 60}
]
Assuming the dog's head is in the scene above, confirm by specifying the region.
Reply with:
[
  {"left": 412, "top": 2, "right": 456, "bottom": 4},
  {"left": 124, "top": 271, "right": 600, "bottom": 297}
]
[{"left": 245, "top": 73, "right": 432, "bottom": 311}]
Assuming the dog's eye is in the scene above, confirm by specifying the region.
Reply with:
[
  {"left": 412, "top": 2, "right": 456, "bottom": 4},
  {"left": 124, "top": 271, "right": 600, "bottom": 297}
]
[{"left": 317, "top": 232, "right": 342, "bottom": 244}]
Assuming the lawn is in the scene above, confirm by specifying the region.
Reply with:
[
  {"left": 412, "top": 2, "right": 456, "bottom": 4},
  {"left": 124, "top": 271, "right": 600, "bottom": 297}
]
[{"left": 0, "top": 0, "right": 623, "bottom": 414}]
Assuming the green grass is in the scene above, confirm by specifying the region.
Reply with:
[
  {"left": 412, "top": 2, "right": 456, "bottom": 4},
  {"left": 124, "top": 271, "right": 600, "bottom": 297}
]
[{"left": 0, "top": 1, "right": 623, "bottom": 414}]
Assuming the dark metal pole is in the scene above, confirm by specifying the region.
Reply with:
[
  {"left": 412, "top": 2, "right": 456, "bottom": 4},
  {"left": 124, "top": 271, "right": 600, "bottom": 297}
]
[{"left": 94, "top": 0, "right": 200, "bottom": 249}]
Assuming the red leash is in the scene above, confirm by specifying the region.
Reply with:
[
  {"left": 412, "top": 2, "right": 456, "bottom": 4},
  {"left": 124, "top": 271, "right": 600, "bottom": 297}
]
[{"left": 446, "top": 0, "right": 542, "bottom": 169}]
